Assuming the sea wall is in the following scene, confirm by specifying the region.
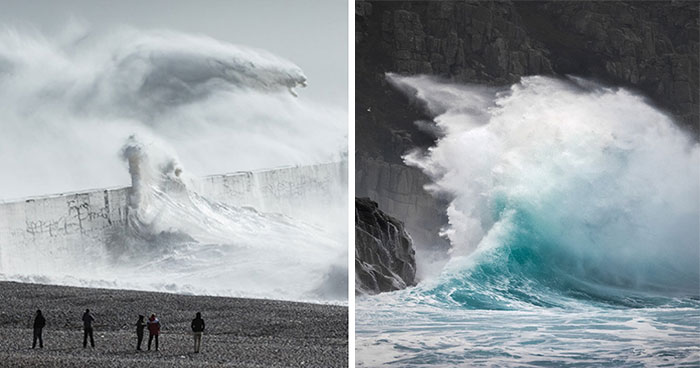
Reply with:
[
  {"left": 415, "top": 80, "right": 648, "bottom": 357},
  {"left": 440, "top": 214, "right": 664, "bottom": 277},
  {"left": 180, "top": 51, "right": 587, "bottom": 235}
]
[
  {"left": 200, "top": 161, "right": 347, "bottom": 220},
  {"left": 0, "top": 162, "right": 346, "bottom": 273}
]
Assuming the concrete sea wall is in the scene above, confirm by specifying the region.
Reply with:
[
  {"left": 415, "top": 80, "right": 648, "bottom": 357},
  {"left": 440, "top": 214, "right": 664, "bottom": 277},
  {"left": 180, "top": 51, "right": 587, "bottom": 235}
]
[{"left": 0, "top": 162, "right": 346, "bottom": 273}]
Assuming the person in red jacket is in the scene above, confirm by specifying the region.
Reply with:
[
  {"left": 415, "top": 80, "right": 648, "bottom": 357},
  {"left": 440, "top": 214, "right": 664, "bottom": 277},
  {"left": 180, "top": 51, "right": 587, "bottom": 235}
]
[{"left": 147, "top": 314, "right": 161, "bottom": 351}]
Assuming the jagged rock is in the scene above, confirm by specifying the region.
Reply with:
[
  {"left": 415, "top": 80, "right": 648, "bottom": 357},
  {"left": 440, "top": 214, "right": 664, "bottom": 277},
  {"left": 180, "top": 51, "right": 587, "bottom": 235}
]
[{"left": 355, "top": 197, "right": 416, "bottom": 294}]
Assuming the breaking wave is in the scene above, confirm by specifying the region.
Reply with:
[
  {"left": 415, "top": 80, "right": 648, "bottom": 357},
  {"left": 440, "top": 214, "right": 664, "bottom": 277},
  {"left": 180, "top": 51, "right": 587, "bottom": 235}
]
[
  {"left": 108, "top": 136, "right": 347, "bottom": 301},
  {"left": 390, "top": 74, "right": 699, "bottom": 309}
]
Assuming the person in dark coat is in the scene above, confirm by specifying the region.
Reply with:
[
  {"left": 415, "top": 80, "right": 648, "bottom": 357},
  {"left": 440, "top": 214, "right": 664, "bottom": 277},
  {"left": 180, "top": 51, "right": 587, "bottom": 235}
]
[
  {"left": 82, "top": 309, "right": 95, "bottom": 348},
  {"left": 135, "top": 315, "right": 146, "bottom": 350},
  {"left": 147, "top": 314, "right": 160, "bottom": 351},
  {"left": 32, "top": 310, "right": 45, "bottom": 349},
  {"left": 191, "top": 312, "right": 205, "bottom": 353}
]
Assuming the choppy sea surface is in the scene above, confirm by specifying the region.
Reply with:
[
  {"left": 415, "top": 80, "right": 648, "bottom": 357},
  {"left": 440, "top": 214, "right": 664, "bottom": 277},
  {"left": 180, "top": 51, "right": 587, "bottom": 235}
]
[{"left": 357, "top": 292, "right": 700, "bottom": 367}]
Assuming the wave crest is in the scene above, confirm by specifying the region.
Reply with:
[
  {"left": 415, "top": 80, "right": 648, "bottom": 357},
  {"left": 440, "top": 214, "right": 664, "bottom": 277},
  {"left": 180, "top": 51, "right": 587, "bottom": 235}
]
[{"left": 392, "top": 75, "right": 700, "bottom": 308}]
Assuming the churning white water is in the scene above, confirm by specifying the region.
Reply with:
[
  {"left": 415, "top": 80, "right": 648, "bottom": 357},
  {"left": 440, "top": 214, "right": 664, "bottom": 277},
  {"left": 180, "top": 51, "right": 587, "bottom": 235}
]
[
  {"left": 395, "top": 74, "right": 699, "bottom": 292},
  {"left": 0, "top": 25, "right": 347, "bottom": 303}
]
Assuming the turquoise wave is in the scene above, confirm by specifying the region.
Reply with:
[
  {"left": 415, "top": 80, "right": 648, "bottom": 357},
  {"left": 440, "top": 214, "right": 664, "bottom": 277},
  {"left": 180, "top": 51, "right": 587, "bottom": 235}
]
[
  {"left": 392, "top": 75, "right": 700, "bottom": 311},
  {"left": 420, "top": 202, "right": 699, "bottom": 310}
]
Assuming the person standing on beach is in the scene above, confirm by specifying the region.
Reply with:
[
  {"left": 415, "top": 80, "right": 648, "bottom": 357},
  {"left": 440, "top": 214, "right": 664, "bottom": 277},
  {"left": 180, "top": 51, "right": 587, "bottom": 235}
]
[
  {"left": 191, "top": 312, "right": 205, "bottom": 353},
  {"left": 82, "top": 309, "right": 95, "bottom": 348},
  {"left": 32, "top": 309, "right": 45, "bottom": 349},
  {"left": 135, "top": 315, "right": 146, "bottom": 350},
  {"left": 147, "top": 314, "right": 161, "bottom": 351}
]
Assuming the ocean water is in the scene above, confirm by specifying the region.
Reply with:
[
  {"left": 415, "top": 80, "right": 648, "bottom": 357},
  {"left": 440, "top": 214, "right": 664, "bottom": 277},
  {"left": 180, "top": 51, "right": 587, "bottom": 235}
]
[
  {"left": 357, "top": 76, "right": 700, "bottom": 366},
  {"left": 357, "top": 295, "right": 699, "bottom": 366}
]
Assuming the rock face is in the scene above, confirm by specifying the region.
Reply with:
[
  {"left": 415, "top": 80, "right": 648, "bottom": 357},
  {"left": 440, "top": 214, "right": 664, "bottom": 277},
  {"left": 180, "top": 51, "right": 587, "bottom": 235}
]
[
  {"left": 355, "top": 1, "right": 699, "bottom": 253},
  {"left": 357, "top": 1, "right": 698, "bottom": 134},
  {"left": 356, "top": 155, "right": 450, "bottom": 251},
  {"left": 356, "top": 197, "right": 416, "bottom": 294}
]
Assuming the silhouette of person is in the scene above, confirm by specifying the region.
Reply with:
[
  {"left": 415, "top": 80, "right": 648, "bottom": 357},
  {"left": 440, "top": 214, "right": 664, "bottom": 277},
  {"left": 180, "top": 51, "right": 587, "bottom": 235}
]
[
  {"left": 147, "top": 314, "right": 160, "bottom": 351},
  {"left": 32, "top": 309, "right": 45, "bottom": 349},
  {"left": 82, "top": 309, "right": 95, "bottom": 348},
  {"left": 135, "top": 315, "right": 146, "bottom": 350},
  {"left": 191, "top": 312, "right": 205, "bottom": 353}
]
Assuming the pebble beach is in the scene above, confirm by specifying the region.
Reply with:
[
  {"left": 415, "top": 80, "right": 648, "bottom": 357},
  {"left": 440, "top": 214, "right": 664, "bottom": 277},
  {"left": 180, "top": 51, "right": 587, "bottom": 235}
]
[{"left": 0, "top": 281, "right": 347, "bottom": 367}]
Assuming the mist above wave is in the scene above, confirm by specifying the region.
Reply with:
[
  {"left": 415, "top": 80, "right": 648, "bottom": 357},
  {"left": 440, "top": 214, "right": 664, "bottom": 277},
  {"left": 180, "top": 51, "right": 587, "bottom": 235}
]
[{"left": 0, "top": 23, "right": 346, "bottom": 199}]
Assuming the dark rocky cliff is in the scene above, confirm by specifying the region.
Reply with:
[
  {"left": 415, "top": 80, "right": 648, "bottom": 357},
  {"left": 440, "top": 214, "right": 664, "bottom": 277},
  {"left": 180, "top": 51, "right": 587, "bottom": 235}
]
[
  {"left": 356, "top": 197, "right": 416, "bottom": 294},
  {"left": 356, "top": 0, "right": 699, "bottom": 254}
]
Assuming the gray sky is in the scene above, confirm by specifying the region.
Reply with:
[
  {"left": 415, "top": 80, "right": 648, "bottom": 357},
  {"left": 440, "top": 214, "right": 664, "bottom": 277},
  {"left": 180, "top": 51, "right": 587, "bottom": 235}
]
[{"left": 0, "top": 0, "right": 348, "bottom": 109}]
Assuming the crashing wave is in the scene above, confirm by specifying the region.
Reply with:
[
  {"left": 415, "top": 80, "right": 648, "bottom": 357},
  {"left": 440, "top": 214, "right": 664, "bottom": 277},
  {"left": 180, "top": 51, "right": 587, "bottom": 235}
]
[
  {"left": 0, "top": 23, "right": 346, "bottom": 303},
  {"left": 390, "top": 74, "right": 699, "bottom": 308},
  {"left": 103, "top": 135, "right": 346, "bottom": 302}
]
